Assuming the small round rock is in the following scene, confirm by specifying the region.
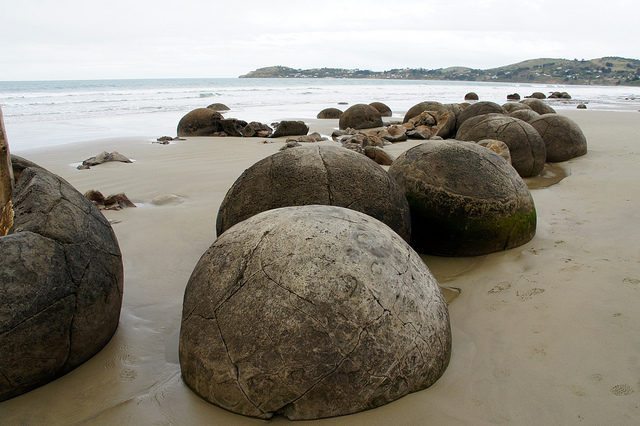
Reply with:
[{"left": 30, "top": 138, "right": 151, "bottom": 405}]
[
  {"left": 389, "top": 140, "right": 537, "bottom": 256},
  {"left": 180, "top": 205, "right": 451, "bottom": 420},
  {"left": 316, "top": 107, "right": 343, "bottom": 119}
]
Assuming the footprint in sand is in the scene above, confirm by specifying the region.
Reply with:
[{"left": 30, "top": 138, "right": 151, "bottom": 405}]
[
  {"left": 610, "top": 384, "right": 634, "bottom": 396},
  {"left": 488, "top": 281, "right": 511, "bottom": 294},
  {"left": 517, "top": 288, "right": 545, "bottom": 301}
]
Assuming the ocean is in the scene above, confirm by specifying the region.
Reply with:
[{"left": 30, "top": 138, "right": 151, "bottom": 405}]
[{"left": 1, "top": 78, "right": 639, "bottom": 152}]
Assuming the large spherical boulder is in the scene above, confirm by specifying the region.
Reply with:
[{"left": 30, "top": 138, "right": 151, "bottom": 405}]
[
  {"left": 402, "top": 101, "right": 445, "bottom": 123},
  {"left": 339, "top": 104, "right": 383, "bottom": 130},
  {"left": 316, "top": 107, "right": 343, "bottom": 119},
  {"left": 529, "top": 114, "right": 587, "bottom": 162},
  {"left": 509, "top": 109, "right": 540, "bottom": 123},
  {"left": 369, "top": 101, "right": 392, "bottom": 117},
  {"left": 180, "top": 205, "right": 451, "bottom": 420},
  {"left": 456, "top": 101, "right": 506, "bottom": 130},
  {"left": 177, "top": 108, "right": 223, "bottom": 136},
  {"left": 216, "top": 145, "right": 411, "bottom": 242},
  {"left": 456, "top": 113, "right": 546, "bottom": 177},
  {"left": 502, "top": 102, "right": 531, "bottom": 113},
  {"left": 464, "top": 92, "right": 479, "bottom": 100},
  {"left": 388, "top": 141, "right": 536, "bottom": 256},
  {"left": 0, "top": 156, "right": 123, "bottom": 401},
  {"left": 207, "top": 103, "right": 230, "bottom": 111},
  {"left": 520, "top": 98, "right": 556, "bottom": 115}
]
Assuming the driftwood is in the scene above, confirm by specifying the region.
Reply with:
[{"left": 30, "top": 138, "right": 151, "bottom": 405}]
[{"left": 0, "top": 107, "right": 14, "bottom": 235}]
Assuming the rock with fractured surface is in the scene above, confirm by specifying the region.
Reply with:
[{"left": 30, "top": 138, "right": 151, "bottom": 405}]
[
  {"left": 0, "top": 156, "right": 123, "bottom": 401},
  {"left": 456, "top": 113, "right": 546, "bottom": 177},
  {"left": 389, "top": 141, "right": 536, "bottom": 256},
  {"left": 180, "top": 205, "right": 451, "bottom": 420},
  {"left": 216, "top": 145, "right": 411, "bottom": 242},
  {"left": 529, "top": 113, "right": 587, "bottom": 162},
  {"left": 520, "top": 98, "right": 556, "bottom": 115}
]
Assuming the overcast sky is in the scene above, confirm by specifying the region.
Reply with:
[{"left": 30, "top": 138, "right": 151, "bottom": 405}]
[{"left": 1, "top": 0, "right": 638, "bottom": 81}]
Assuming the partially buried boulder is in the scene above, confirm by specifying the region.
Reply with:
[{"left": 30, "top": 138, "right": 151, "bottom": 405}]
[
  {"left": 520, "top": 98, "right": 556, "bottom": 115},
  {"left": 216, "top": 145, "right": 411, "bottom": 242},
  {"left": 207, "top": 103, "right": 230, "bottom": 111},
  {"left": 339, "top": 104, "right": 383, "bottom": 130},
  {"left": 507, "top": 93, "right": 521, "bottom": 101},
  {"left": 477, "top": 139, "right": 512, "bottom": 164},
  {"left": 180, "top": 205, "right": 451, "bottom": 420},
  {"left": 509, "top": 109, "right": 540, "bottom": 123},
  {"left": 456, "top": 113, "right": 546, "bottom": 177},
  {"left": 0, "top": 156, "right": 123, "bottom": 401},
  {"left": 502, "top": 102, "right": 531, "bottom": 114},
  {"left": 526, "top": 92, "right": 546, "bottom": 99},
  {"left": 388, "top": 141, "right": 536, "bottom": 256},
  {"left": 271, "top": 121, "right": 309, "bottom": 138},
  {"left": 369, "top": 101, "right": 392, "bottom": 117},
  {"left": 177, "top": 108, "right": 223, "bottom": 136},
  {"left": 316, "top": 107, "right": 343, "bottom": 119},
  {"left": 456, "top": 101, "right": 506, "bottom": 130},
  {"left": 464, "top": 92, "right": 479, "bottom": 101},
  {"left": 529, "top": 113, "right": 587, "bottom": 162}
]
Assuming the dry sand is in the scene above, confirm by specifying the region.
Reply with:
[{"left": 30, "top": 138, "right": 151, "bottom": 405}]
[{"left": 1, "top": 110, "right": 639, "bottom": 424}]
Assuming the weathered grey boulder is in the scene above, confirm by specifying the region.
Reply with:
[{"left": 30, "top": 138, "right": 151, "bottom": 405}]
[
  {"left": 403, "top": 110, "right": 454, "bottom": 139},
  {"left": 271, "top": 121, "right": 309, "bottom": 138},
  {"left": 316, "top": 108, "right": 343, "bottom": 119},
  {"left": 509, "top": 109, "right": 540, "bottom": 123},
  {"left": 216, "top": 145, "right": 411, "bottom": 242},
  {"left": 502, "top": 102, "right": 531, "bottom": 113},
  {"left": 402, "top": 101, "right": 445, "bottom": 123},
  {"left": 456, "top": 113, "right": 546, "bottom": 177},
  {"left": 78, "top": 151, "right": 132, "bottom": 169},
  {"left": 529, "top": 114, "right": 587, "bottom": 162},
  {"left": 549, "top": 91, "right": 571, "bottom": 99},
  {"left": 506, "top": 93, "right": 521, "bottom": 101},
  {"left": 464, "top": 92, "right": 479, "bottom": 101},
  {"left": 177, "top": 108, "right": 223, "bottom": 136},
  {"left": 526, "top": 92, "right": 546, "bottom": 99},
  {"left": 456, "top": 101, "right": 506, "bottom": 130},
  {"left": 207, "top": 103, "right": 230, "bottom": 111},
  {"left": 0, "top": 156, "right": 123, "bottom": 401},
  {"left": 339, "top": 104, "right": 383, "bottom": 130},
  {"left": 369, "top": 101, "right": 392, "bottom": 117},
  {"left": 369, "top": 125, "right": 407, "bottom": 143},
  {"left": 388, "top": 141, "right": 536, "bottom": 256},
  {"left": 520, "top": 98, "right": 556, "bottom": 115},
  {"left": 477, "top": 139, "right": 512, "bottom": 164},
  {"left": 180, "top": 205, "right": 451, "bottom": 420}
]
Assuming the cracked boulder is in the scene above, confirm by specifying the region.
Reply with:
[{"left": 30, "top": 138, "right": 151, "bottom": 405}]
[
  {"left": 456, "top": 113, "right": 546, "bottom": 177},
  {"left": 455, "top": 101, "right": 505, "bottom": 131},
  {"left": 0, "top": 156, "right": 123, "bottom": 401},
  {"left": 180, "top": 205, "right": 451, "bottom": 420},
  {"left": 520, "top": 98, "right": 556, "bottom": 115},
  {"left": 216, "top": 145, "right": 411, "bottom": 242},
  {"left": 389, "top": 140, "right": 536, "bottom": 256},
  {"left": 528, "top": 113, "right": 587, "bottom": 162}
]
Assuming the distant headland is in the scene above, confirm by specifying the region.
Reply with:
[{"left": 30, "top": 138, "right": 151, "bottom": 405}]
[{"left": 240, "top": 57, "right": 640, "bottom": 86}]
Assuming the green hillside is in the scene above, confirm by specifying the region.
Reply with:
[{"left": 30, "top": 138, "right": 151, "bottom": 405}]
[{"left": 240, "top": 57, "right": 640, "bottom": 86}]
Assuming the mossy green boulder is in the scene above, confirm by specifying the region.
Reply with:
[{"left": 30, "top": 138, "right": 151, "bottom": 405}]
[{"left": 389, "top": 140, "right": 536, "bottom": 256}]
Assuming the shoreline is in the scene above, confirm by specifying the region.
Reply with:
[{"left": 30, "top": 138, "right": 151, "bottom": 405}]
[{"left": 1, "top": 110, "right": 639, "bottom": 424}]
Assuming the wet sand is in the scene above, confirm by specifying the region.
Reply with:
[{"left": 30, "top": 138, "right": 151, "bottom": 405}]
[{"left": 2, "top": 110, "right": 639, "bottom": 424}]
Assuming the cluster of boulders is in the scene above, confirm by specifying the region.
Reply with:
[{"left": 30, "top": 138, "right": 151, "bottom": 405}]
[
  {"left": 177, "top": 108, "right": 274, "bottom": 138},
  {"left": 177, "top": 93, "right": 590, "bottom": 420}
]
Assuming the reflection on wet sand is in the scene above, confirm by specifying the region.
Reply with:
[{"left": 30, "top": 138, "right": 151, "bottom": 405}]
[{"left": 525, "top": 162, "right": 569, "bottom": 189}]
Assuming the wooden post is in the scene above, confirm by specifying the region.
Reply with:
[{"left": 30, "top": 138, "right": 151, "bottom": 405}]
[{"left": 0, "top": 106, "right": 14, "bottom": 235}]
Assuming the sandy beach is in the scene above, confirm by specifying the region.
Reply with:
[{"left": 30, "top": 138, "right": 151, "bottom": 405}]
[{"left": 1, "top": 109, "right": 639, "bottom": 424}]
